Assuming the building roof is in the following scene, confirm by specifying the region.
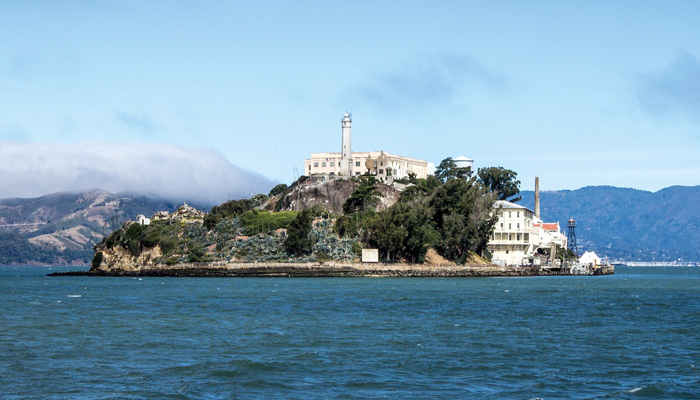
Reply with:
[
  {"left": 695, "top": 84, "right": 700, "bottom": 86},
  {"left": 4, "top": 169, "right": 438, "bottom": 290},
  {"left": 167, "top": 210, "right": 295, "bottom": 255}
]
[
  {"left": 453, "top": 155, "right": 473, "bottom": 162},
  {"left": 493, "top": 200, "right": 533, "bottom": 212},
  {"left": 534, "top": 223, "right": 559, "bottom": 231}
]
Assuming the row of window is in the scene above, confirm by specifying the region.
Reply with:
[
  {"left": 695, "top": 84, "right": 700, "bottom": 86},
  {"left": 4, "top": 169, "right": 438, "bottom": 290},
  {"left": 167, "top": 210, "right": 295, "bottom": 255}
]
[
  {"left": 491, "top": 233, "right": 530, "bottom": 241},
  {"left": 312, "top": 161, "right": 363, "bottom": 168},
  {"left": 503, "top": 210, "right": 534, "bottom": 219}
]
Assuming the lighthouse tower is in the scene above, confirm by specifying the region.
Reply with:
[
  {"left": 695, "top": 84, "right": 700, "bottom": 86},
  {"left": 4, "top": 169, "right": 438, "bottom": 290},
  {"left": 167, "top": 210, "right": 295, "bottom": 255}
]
[{"left": 340, "top": 112, "right": 352, "bottom": 176}]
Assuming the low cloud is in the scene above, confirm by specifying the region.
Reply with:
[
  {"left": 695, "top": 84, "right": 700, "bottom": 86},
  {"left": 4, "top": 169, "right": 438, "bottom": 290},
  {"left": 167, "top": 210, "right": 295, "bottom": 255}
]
[
  {"left": 0, "top": 142, "right": 275, "bottom": 204},
  {"left": 352, "top": 53, "right": 507, "bottom": 114},
  {"left": 636, "top": 51, "right": 700, "bottom": 122}
]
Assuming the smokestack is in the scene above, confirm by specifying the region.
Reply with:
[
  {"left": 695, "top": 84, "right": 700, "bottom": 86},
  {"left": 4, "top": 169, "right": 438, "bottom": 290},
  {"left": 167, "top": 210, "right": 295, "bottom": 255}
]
[{"left": 535, "top": 177, "right": 540, "bottom": 219}]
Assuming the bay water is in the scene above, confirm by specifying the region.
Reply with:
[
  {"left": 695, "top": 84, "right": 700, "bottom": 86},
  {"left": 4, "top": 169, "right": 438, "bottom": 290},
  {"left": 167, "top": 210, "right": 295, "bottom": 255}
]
[{"left": 1, "top": 266, "right": 698, "bottom": 399}]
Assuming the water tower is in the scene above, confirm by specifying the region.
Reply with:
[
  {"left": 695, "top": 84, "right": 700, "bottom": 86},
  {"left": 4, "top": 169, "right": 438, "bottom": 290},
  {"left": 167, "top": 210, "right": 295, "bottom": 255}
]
[
  {"left": 567, "top": 218, "right": 578, "bottom": 256},
  {"left": 453, "top": 155, "right": 474, "bottom": 174}
]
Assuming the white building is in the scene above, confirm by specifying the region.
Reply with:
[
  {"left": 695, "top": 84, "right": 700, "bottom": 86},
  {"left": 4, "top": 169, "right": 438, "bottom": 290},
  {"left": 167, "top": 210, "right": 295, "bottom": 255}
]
[
  {"left": 304, "top": 113, "right": 429, "bottom": 182},
  {"left": 488, "top": 200, "right": 537, "bottom": 265},
  {"left": 533, "top": 222, "right": 567, "bottom": 253},
  {"left": 488, "top": 200, "right": 568, "bottom": 266}
]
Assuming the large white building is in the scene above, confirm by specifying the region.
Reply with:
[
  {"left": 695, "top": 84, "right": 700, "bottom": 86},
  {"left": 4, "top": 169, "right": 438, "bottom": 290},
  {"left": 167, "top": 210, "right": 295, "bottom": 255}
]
[
  {"left": 488, "top": 201, "right": 537, "bottom": 265},
  {"left": 304, "top": 113, "right": 429, "bottom": 182},
  {"left": 487, "top": 200, "right": 568, "bottom": 266}
]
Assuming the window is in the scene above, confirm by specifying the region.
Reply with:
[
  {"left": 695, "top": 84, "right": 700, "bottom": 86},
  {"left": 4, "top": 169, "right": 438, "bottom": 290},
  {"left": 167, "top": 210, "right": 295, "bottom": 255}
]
[
  {"left": 355, "top": 172, "right": 361, "bottom": 176},
  {"left": 330, "top": 172, "right": 334, "bottom": 176},
  {"left": 508, "top": 223, "right": 511, "bottom": 229},
  {"left": 379, "top": 169, "right": 384, "bottom": 174},
  {"left": 313, "top": 162, "right": 318, "bottom": 167},
  {"left": 330, "top": 162, "right": 335, "bottom": 167},
  {"left": 508, "top": 212, "right": 511, "bottom": 218},
  {"left": 356, "top": 161, "right": 361, "bottom": 167},
  {"left": 500, "top": 223, "right": 503, "bottom": 228},
  {"left": 322, "top": 162, "right": 326, "bottom": 167},
  {"left": 517, "top": 234, "right": 521, "bottom": 241},
  {"left": 517, "top": 211, "right": 520, "bottom": 217},
  {"left": 517, "top": 223, "right": 520, "bottom": 229}
]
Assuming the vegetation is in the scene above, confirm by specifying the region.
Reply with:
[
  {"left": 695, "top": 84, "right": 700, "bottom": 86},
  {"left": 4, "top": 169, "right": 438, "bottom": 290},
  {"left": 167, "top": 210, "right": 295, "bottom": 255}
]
[
  {"left": 434, "top": 157, "right": 472, "bottom": 182},
  {"left": 334, "top": 161, "right": 498, "bottom": 263},
  {"left": 239, "top": 210, "right": 298, "bottom": 236},
  {"left": 342, "top": 175, "right": 381, "bottom": 214},
  {"left": 102, "top": 219, "right": 184, "bottom": 261},
  {"left": 477, "top": 166, "right": 521, "bottom": 202},
  {"left": 204, "top": 195, "right": 267, "bottom": 229},
  {"left": 284, "top": 206, "right": 323, "bottom": 256},
  {"left": 268, "top": 183, "right": 288, "bottom": 197}
]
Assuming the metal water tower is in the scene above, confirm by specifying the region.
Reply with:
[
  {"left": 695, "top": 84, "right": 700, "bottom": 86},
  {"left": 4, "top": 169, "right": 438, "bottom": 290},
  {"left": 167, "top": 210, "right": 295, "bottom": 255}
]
[{"left": 567, "top": 218, "right": 578, "bottom": 256}]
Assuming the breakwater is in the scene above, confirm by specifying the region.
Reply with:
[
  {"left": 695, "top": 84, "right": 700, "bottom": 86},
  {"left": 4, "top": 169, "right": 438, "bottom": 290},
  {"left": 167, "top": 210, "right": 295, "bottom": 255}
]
[{"left": 49, "top": 262, "right": 614, "bottom": 277}]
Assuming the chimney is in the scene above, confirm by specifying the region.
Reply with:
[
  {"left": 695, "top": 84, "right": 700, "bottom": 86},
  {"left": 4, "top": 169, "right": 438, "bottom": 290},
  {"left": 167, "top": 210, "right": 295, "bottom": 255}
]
[{"left": 535, "top": 177, "right": 540, "bottom": 219}]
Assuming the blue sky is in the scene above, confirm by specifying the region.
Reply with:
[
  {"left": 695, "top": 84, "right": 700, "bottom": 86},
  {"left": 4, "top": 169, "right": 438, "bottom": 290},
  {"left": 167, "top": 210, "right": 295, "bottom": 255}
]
[{"left": 1, "top": 1, "right": 699, "bottom": 200}]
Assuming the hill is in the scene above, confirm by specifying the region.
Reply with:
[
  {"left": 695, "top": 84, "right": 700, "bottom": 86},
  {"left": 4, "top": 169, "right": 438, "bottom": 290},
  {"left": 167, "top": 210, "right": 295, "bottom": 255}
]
[
  {"left": 520, "top": 185, "right": 700, "bottom": 261},
  {"left": 0, "top": 190, "right": 213, "bottom": 265}
]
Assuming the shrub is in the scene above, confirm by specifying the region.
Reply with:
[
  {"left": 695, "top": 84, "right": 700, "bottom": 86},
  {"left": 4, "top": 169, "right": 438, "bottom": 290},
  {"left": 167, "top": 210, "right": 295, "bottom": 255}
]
[{"left": 91, "top": 251, "right": 103, "bottom": 269}]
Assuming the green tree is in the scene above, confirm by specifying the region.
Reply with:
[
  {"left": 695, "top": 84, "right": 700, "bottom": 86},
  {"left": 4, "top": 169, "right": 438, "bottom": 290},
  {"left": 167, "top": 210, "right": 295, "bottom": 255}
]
[
  {"left": 204, "top": 197, "right": 259, "bottom": 229},
  {"left": 343, "top": 175, "right": 381, "bottom": 214},
  {"left": 269, "top": 183, "right": 288, "bottom": 197},
  {"left": 284, "top": 206, "right": 323, "bottom": 256},
  {"left": 389, "top": 200, "right": 439, "bottom": 262},
  {"left": 429, "top": 178, "right": 497, "bottom": 262},
  {"left": 435, "top": 157, "right": 472, "bottom": 182},
  {"left": 477, "top": 166, "right": 522, "bottom": 202},
  {"left": 367, "top": 211, "right": 406, "bottom": 261}
]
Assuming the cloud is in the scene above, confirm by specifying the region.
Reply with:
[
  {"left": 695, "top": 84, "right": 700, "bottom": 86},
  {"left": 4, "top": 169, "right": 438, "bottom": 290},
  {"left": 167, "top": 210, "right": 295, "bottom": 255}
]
[
  {"left": 352, "top": 53, "right": 506, "bottom": 114},
  {"left": 0, "top": 142, "right": 275, "bottom": 204},
  {"left": 636, "top": 51, "right": 700, "bottom": 122}
]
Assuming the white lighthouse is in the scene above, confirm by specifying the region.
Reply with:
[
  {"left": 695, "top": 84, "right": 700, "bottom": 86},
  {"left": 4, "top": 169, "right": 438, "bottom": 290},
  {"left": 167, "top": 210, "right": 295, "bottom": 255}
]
[{"left": 340, "top": 112, "right": 352, "bottom": 176}]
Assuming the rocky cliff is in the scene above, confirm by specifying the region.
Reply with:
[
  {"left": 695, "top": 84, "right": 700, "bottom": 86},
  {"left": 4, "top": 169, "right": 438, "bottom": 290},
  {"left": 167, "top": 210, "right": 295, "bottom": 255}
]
[
  {"left": 277, "top": 178, "right": 400, "bottom": 215},
  {"left": 92, "top": 244, "right": 164, "bottom": 272}
]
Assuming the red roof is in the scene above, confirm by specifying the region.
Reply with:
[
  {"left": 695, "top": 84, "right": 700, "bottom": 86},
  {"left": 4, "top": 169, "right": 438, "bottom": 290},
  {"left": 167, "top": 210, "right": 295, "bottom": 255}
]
[{"left": 534, "top": 223, "right": 559, "bottom": 231}]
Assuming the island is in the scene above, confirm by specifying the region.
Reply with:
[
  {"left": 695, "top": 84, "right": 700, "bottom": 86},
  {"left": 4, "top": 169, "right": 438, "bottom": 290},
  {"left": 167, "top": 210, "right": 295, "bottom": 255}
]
[{"left": 50, "top": 160, "right": 613, "bottom": 278}]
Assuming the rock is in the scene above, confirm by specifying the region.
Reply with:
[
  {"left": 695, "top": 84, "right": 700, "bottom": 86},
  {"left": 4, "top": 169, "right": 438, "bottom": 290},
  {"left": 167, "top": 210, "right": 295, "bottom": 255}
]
[{"left": 278, "top": 178, "right": 401, "bottom": 215}]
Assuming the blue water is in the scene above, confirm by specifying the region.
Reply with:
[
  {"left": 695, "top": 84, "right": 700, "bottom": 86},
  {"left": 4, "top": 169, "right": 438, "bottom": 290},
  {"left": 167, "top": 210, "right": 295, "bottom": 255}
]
[{"left": 1, "top": 266, "right": 699, "bottom": 399}]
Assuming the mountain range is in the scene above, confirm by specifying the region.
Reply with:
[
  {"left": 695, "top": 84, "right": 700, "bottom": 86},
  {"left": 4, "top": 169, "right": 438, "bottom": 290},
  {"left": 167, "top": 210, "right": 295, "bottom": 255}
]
[
  {"left": 0, "top": 190, "right": 213, "bottom": 265},
  {"left": 520, "top": 185, "right": 700, "bottom": 261},
  {"left": 1, "top": 185, "right": 698, "bottom": 265}
]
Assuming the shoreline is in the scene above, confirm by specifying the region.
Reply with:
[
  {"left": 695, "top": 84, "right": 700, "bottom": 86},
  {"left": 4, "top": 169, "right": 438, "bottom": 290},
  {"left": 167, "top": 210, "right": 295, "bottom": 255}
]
[{"left": 48, "top": 262, "right": 615, "bottom": 278}]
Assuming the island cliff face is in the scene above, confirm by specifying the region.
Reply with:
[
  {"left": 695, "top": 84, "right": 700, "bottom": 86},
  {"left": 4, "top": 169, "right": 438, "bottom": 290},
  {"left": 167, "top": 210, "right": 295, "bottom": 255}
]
[
  {"left": 277, "top": 179, "right": 400, "bottom": 215},
  {"left": 92, "top": 245, "right": 164, "bottom": 273}
]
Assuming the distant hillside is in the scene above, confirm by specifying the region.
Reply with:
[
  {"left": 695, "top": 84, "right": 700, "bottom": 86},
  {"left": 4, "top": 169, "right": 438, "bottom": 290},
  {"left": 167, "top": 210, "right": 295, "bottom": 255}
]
[
  {"left": 520, "top": 185, "right": 700, "bottom": 261},
  {"left": 0, "top": 190, "right": 214, "bottom": 265}
]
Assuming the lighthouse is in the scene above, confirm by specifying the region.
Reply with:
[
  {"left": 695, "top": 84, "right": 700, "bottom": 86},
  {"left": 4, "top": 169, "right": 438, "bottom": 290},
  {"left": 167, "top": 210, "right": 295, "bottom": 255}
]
[{"left": 340, "top": 112, "right": 352, "bottom": 176}]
